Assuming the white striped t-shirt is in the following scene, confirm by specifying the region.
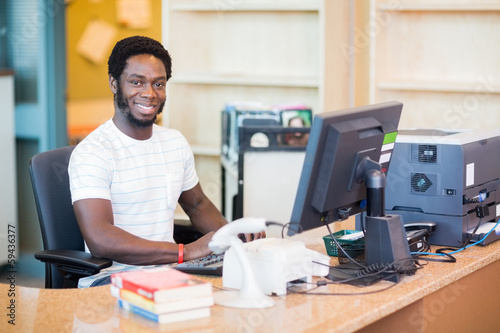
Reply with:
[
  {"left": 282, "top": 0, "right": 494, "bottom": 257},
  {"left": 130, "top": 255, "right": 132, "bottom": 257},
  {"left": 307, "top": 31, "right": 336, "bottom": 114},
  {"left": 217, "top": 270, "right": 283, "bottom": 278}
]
[{"left": 68, "top": 119, "right": 199, "bottom": 244}]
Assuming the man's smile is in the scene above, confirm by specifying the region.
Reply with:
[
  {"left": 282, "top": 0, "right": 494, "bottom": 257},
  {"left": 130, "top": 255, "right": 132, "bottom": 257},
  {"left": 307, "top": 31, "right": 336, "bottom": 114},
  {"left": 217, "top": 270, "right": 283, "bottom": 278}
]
[{"left": 135, "top": 103, "right": 157, "bottom": 115}]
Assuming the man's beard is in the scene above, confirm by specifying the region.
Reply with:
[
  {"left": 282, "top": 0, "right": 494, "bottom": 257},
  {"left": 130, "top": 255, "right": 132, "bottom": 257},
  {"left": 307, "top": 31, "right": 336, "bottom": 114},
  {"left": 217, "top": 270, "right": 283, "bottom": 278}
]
[{"left": 115, "top": 83, "right": 165, "bottom": 128}]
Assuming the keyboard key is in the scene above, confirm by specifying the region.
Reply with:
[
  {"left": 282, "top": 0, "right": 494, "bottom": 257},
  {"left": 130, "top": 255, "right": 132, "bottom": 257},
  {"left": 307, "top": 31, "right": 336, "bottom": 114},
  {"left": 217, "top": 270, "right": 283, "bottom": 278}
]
[{"left": 175, "top": 253, "right": 224, "bottom": 276}]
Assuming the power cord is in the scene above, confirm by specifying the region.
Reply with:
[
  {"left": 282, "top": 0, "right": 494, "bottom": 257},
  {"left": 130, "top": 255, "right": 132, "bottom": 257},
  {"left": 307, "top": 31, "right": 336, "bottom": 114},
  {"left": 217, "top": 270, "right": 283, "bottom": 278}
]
[
  {"left": 279, "top": 216, "right": 422, "bottom": 287},
  {"left": 412, "top": 219, "right": 500, "bottom": 259},
  {"left": 461, "top": 192, "right": 488, "bottom": 247},
  {"left": 287, "top": 280, "right": 398, "bottom": 296},
  {"left": 356, "top": 258, "right": 419, "bottom": 278},
  {"left": 324, "top": 218, "right": 366, "bottom": 269},
  {"left": 275, "top": 221, "right": 303, "bottom": 238}
]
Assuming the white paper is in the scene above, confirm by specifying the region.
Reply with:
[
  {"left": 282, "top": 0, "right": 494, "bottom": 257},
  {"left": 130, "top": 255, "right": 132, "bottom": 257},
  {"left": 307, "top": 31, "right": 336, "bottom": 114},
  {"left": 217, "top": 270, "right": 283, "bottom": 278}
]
[{"left": 76, "top": 19, "right": 117, "bottom": 64}]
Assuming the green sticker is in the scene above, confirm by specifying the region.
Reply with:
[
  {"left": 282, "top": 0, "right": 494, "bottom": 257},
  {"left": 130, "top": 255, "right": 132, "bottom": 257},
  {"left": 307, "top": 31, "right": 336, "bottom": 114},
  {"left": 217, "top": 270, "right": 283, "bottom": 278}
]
[{"left": 383, "top": 131, "right": 398, "bottom": 145}]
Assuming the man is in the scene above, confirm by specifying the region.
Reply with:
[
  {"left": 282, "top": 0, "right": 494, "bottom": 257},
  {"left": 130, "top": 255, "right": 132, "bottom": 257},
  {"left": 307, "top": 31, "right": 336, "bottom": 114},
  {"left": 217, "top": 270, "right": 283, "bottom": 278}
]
[{"left": 69, "top": 36, "right": 263, "bottom": 287}]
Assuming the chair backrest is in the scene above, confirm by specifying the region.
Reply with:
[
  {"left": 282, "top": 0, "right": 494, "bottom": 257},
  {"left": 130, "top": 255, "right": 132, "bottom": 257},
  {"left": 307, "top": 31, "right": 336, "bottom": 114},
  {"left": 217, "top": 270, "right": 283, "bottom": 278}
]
[
  {"left": 29, "top": 145, "right": 82, "bottom": 251},
  {"left": 29, "top": 146, "right": 82, "bottom": 287}
]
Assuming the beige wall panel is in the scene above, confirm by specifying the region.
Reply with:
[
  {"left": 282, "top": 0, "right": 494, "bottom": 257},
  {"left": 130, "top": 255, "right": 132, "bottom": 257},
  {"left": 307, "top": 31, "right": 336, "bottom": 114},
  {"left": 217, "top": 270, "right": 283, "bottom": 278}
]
[
  {"left": 377, "top": 90, "right": 500, "bottom": 130},
  {"left": 167, "top": 84, "right": 319, "bottom": 148}
]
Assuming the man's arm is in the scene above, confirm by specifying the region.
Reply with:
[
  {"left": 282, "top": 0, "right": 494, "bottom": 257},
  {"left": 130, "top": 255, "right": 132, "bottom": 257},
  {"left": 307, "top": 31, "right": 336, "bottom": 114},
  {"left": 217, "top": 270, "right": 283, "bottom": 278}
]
[
  {"left": 73, "top": 197, "right": 214, "bottom": 265},
  {"left": 178, "top": 183, "right": 228, "bottom": 234}
]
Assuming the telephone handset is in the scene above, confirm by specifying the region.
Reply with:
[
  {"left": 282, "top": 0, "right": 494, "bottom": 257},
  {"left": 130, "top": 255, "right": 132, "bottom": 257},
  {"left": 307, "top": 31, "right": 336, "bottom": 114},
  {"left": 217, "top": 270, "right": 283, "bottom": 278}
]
[
  {"left": 405, "top": 221, "right": 437, "bottom": 252},
  {"left": 405, "top": 221, "right": 437, "bottom": 233}
]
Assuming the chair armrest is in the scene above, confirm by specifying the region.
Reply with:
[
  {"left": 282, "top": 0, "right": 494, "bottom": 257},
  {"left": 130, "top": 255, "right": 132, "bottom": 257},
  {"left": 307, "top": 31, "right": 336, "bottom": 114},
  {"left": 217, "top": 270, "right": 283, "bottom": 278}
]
[{"left": 35, "top": 249, "right": 112, "bottom": 273}]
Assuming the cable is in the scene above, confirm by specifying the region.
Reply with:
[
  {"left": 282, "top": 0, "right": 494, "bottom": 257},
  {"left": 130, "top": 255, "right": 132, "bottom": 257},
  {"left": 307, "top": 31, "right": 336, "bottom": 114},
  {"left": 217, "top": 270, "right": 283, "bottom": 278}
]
[
  {"left": 409, "top": 238, "right": 431, "bottom": 254},
  {"left": 462, "top": 192, "right": 488, "bottom": 247},
  {"left": 324, "top": 221, "right": 366, "bottom": 269},
  {"left": 356, "top": 258, "right": 419, "bottom": 277},
  {"left": 322, "top": 213, "right": 425, "bottom": 283},
  {"left": 462, "top": 217, "right": 483, "bottom": 247},
  {"left": 412, "top": 218, "right": 500, "bottom": 258},
  {"left": 287, "top": 279, "right": 398, "bottom": 296},
  {"left": 277, "top": 221, "right": 303, "bottom": 238},
  {"left": 328, "top": 265, "right": 383, "bottom": 284},
  {"left": 360, "top": 200, "right": 367, "bottom": 237},
  {"left": 281, "top": 215, "right": 423, "bottom": 285}
]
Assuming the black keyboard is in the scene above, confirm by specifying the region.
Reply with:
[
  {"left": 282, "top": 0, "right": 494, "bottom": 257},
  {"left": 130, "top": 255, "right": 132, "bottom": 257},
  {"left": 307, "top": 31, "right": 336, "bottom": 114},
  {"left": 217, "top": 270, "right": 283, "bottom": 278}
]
[{"left": 174, "top": 253, "right": 224, "bottom": 276}]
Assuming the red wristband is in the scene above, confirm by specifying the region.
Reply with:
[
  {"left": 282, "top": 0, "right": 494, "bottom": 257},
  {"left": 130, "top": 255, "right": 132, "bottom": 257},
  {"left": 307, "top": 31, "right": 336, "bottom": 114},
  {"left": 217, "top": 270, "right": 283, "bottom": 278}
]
[{"left": 178, "top": 243, "right": 184, "bottom": 264}]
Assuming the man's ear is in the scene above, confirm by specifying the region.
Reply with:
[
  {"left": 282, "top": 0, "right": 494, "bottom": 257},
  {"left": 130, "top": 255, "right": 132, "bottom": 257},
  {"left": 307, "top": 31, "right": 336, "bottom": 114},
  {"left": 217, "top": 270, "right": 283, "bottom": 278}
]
[{"left": 109, "top": 75, "right": 118, "bottom": 94}]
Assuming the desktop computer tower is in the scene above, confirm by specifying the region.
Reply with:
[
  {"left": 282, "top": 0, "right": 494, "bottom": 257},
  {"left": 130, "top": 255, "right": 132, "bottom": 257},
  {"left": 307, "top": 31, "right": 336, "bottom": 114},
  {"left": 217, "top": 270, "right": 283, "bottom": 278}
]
[{"left": 385, "top": 129, "right": 500, "bottom": 247}]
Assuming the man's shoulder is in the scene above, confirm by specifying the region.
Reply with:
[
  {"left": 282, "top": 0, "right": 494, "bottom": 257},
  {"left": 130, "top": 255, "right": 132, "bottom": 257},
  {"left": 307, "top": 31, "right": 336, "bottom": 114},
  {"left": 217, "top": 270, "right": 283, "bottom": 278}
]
[
  {"left": 71, "top": 120, "right": 116, "bottom": 159},
  {"left": 152, "top": 124, "right": 190, "bottom": 146},
  {"left": 85, "top": 119, "right": 116, "bottom": 142},
  {"left": 75, "top": 120, "right": 119, "bottom": 148}
]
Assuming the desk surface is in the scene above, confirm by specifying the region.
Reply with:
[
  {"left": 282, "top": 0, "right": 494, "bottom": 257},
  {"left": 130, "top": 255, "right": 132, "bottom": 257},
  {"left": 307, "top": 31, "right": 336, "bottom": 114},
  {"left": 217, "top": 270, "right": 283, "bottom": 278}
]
[{"left": 2, "top": 226, "right": 500, "bottom": 333}]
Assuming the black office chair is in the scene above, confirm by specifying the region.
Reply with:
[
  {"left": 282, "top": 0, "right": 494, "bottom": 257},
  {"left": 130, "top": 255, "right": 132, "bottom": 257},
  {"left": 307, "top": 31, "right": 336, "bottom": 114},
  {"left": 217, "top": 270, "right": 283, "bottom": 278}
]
[
  {"left": 29, "top": 145, "right": 205, "bottom": 288},
  {"left": 29, "top": 145, "right": 112, "bottom": 288}
]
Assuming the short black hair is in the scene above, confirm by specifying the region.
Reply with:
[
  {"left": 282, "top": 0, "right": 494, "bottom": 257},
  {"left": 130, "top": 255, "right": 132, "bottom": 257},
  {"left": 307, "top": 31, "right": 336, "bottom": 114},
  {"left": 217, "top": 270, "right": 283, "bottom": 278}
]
[{"left": 108, "top": 35, "right": 172, "bottom": 81}]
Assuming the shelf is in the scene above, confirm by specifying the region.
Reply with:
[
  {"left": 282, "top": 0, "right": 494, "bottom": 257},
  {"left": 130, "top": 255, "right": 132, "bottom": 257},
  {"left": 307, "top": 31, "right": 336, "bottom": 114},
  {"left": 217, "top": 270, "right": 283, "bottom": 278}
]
[
  {"left": 378, "top": 2, "right": 500, "bottom": 12},
  {"left": 378, "top": 80, "right": 500, "bottom": 94},
  {"left": 163, "top": 0, "right": 337, "bottom": 211},
  {"left": 171, "top": 72, "right": 319, "bottom": 88},
  {"left": 171, "top": 0, "right": 320, "bottom": 12}
]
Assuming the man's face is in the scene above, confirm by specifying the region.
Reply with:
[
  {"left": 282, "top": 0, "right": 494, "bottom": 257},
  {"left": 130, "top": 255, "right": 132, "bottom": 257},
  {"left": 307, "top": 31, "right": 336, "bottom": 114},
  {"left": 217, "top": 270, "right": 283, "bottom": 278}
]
[{"left": 114, "top": 54, "right": 167, "bottom": 128}]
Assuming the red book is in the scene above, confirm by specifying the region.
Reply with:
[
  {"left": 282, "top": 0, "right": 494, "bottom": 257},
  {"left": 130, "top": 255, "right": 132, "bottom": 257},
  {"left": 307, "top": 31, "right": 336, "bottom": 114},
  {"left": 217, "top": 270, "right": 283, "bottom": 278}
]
[
  {"left": 110, "top": 285, "right": 214, "bottom": 314},
  {"left": 111, "top": 267, "right": 212, "bottom": 303}
]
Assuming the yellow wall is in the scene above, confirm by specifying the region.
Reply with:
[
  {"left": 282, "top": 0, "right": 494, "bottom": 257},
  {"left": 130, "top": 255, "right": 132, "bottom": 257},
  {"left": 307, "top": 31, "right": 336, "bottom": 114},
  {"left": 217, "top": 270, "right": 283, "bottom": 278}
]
[
  {"left": 66, "top": 0, "right": 162, "bottom": 141},
  {"left": 66, "top": 0, "right": 162, "bottom": 101}
]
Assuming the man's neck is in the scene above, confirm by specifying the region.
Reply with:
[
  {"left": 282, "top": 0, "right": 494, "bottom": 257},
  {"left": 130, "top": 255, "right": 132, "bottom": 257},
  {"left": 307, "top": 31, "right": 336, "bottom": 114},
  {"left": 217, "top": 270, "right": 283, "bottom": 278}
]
[{"left": 112, "top": 112, "right": 153, "bottom": 141}]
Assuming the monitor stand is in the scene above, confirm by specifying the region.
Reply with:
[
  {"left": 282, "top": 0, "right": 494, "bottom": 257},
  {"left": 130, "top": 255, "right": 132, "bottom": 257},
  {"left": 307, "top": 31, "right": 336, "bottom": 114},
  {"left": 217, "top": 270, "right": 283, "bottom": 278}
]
[
  {"left": 326, "top": 214, "right": 412, "bottom": 285},
  {"left": 327, "top": 164, "right": 414, "bottom": 285},
  {"left": 363, "top": 169, "right": 413, "bottom": 283},
  {"left": 364, "top": 214, "right": 413, "bottom": 283}
]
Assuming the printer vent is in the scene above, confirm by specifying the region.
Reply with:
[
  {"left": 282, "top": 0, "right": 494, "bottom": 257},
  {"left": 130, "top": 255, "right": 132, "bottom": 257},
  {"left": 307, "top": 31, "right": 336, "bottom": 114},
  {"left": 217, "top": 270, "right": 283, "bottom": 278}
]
[
  {"left": 410, "top": 172, "right": 436, "bottom": 194},
  {"left": 412, "top": 144, "right": 438, "bottom": 163}
]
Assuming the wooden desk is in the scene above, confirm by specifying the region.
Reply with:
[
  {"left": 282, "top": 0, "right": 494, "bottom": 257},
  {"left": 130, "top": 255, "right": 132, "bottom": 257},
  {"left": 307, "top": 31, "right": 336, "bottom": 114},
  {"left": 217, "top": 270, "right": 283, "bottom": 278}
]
[{"left": 2, "top": 227, "right": 500, "bottom": 332}]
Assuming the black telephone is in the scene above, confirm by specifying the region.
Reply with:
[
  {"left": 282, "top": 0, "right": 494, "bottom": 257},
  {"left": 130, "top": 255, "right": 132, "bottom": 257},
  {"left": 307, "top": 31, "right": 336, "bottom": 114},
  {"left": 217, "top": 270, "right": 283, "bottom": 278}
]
[{"left": 405, "top": 221, "right": 437, "bottom": 252}]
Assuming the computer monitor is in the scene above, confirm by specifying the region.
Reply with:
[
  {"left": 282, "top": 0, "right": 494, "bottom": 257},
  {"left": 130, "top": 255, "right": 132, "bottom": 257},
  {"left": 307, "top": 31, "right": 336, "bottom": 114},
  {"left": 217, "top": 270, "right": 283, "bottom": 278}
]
[
  {"left": 287, "top": 101, "right": 412, "bottom": 282},
  {"left": 288, "top": 101, "right": 402, "bottom": 232}
]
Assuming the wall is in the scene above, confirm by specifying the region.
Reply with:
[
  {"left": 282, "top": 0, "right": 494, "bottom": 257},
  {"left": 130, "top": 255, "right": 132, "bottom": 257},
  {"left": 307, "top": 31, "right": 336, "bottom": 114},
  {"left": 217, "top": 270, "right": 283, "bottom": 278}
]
[
  {"left": 368, "top": 1, "right": 500, "bottom": 130},
  {"left": 66, "top": 0, "right": 162, "bottom": 141}
]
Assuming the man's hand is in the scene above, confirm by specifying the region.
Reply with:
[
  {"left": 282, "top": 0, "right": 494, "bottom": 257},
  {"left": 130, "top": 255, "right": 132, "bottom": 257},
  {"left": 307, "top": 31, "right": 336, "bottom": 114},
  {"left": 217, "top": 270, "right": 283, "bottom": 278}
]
[
  {"left": 183, "top": 232, "right": 216, "bottom": 261},
  {"left": 238, "top": 231, "right": 266, "bottom": 243}
]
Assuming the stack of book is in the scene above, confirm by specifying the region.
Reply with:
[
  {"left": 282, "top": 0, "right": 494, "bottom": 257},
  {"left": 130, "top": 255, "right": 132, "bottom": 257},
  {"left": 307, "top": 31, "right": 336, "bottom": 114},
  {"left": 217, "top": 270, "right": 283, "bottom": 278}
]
[{"left": 110, "top": 267, "right": 214, "bottom": 324}]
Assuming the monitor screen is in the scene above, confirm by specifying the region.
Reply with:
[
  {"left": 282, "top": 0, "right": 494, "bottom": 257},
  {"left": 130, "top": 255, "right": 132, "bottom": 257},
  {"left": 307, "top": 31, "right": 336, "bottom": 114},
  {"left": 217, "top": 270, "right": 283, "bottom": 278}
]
[{"left": 288, "top": 101, "right": 403, "bottom": 235}]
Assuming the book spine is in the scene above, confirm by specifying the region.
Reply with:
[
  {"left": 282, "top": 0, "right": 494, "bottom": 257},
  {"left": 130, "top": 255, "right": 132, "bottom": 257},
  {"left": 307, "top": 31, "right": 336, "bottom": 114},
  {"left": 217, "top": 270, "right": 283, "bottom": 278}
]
[
  {"left": 118, "top": 299, "right": 160, "bottom": 323},
  {"left": 112, "top": 277, "right": 157, "bottom": 301},
  {"left": 111, "top": 285, "right": 215, "bottom": 314},
  {"left": 111, "top": 269, "right": 213, "bottom": 303},
  {"left": 111, "top": 286, "right": 155, "bottom": 311},
  {"left": 118, "top": 299, "right": 211, "bottom": 324}
]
